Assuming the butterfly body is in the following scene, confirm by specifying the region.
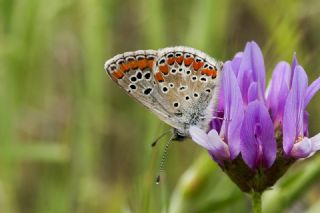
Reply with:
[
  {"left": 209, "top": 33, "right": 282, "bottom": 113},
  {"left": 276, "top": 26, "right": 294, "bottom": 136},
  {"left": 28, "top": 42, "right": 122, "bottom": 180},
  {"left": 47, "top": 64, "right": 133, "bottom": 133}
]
[{"left": 105, "top": 46, "right": 223, "bottom": 138}]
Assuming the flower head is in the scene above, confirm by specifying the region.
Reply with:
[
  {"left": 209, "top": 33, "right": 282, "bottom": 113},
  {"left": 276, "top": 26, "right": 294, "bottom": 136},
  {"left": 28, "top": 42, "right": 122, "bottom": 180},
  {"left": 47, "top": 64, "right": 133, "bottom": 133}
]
[{"left": 190, "top": 41, "right": 320, "bottom": 192}]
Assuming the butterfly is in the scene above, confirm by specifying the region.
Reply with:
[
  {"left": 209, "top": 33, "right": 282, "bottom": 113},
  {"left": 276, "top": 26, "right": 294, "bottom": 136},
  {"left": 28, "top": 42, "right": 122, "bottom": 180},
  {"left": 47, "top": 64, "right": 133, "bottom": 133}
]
[{"left": 104, "top": 46, "right": 223, "bottom": 140}]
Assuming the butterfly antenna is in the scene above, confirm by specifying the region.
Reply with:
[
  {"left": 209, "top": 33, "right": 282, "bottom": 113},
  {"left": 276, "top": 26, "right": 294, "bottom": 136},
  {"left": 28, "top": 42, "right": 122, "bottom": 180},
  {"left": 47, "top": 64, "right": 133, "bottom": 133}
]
[
  {"left": 151, "top": 130, "right": 172, "bottom": 147},
  {"left": 156, "top": 135, "right": 174, "bottom": 184}
]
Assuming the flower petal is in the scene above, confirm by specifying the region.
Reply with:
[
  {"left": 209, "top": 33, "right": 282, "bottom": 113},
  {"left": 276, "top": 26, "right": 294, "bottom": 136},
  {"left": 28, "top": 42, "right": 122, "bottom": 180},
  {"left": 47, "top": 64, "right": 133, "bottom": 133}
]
[
  {"left": 305, "top": 76, "right": 320, "bottom": 107},
  {"left": 210, "top": 111, "right": 224, "bottom": 133},
  {"left": 248, "top": 82, "right": 258, "bottom": 103},
  {"left": 290, "top": 53, "right": 299, "bottom": 86},
  {"left": 303, "top": 133, "right": 320, "bottom": 158},
  {"left": 210, "top": 61, "right": 228, "bottom": 132},
  {"left": 240, "top": 101, "right": 276, "bottom": 169},
  {"left": 207, "top": 129, "right": 230, "bottom": 160},
  {"left": 234, "top": 52, "right": 243, "bottom": 58},
  {"left": 220, "top": 62, "right": 244, "bottom": 159},
  {"left": 237, "top": 41, "right": 266, "bottom": 103},
  {"left": 310, "top": 133, "right": 320, "bottom": 151},
  {"left": 283, "top": 66, "right": 308, "bottom": 155},
  {"left": 304, "top": 111, "right": 309, "bottom": 136},
  {"left": 237, "top": 68, "right": 252, "bottom": 105},
  {"left": 240, "top": 106, "right": 258, "bottom": 169},
  {"left": 250, "top": 41, "right": 266, "bottom": 96},
  {"left": 290, "top": 138, "right": 312, "bottom": 158},
  {"left": 231, "top": 52, "right": 243, "bottom": 77},
  {"left": 267, "top": 62, "right": 291, "bottom": 125},
  {"left": 189, "top": 126, "right": 210, "bottom": 150}
]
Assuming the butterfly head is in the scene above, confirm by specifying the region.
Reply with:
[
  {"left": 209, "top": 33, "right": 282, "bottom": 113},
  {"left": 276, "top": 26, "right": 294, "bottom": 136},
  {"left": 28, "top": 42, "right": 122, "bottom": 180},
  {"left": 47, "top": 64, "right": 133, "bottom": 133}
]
[{"left": 172, "top": 128, "right": 187, "bottom": 141}]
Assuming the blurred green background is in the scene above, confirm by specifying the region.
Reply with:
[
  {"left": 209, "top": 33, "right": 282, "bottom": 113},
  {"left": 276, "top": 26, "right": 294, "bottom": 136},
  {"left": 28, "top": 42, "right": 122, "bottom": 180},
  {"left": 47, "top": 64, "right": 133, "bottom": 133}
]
[{"left": 1, "top": 0, "right": 320, "bottom": 212}]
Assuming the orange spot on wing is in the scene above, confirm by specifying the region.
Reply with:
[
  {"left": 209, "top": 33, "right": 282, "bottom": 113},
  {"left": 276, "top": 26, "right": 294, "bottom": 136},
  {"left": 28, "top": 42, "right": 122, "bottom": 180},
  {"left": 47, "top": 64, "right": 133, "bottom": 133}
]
[
  {"left": 138, "top": 59, "right": 148, "bottom": 70},
  {"left": 112, "top": 70, "right": 124, "bottom": 79},
  {"left": 148, "top": 59, "right": 154, "bottom": 68},
  {"left": 184, "top": 57, "right": 194, "bottom": 66},
  {"left": 176, "top": 56, "right": 184, "bottom": 64},
  {"left": 167, "top": 57, "right": 175, "bottom": 65},
  {"left": 129, "top": 60, "right": 139, "bottom": 69},
  {"left": 193, "top": 61, "right": 204, "bottom": 71},
  {"left": 120, "top": 63, "right": 130, "bottom": 72},
  {"left": 155, "top": 72, "right": 164, "bottom": 82},
  {"left": 201, "top": 68, "right": 210, "bottom": 75},
  {"left": 159, "top": 64, "right": 169, "bottom": 74},
  {"left": 201, "top": 69, "right": 218, "bottom": 78},
  {"left": 211, "top": 69, "right": 217, "bottom": 78}
]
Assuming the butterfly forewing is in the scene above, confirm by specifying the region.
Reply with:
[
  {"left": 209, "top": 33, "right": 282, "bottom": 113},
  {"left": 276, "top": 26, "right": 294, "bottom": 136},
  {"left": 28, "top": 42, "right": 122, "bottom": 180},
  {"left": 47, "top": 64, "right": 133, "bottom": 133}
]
[
  {"left": 104, "top": 49, "right": 179, "bottom": 128},
  {"left": 105, "top": 46, "right": 223, "bottom": 137}
]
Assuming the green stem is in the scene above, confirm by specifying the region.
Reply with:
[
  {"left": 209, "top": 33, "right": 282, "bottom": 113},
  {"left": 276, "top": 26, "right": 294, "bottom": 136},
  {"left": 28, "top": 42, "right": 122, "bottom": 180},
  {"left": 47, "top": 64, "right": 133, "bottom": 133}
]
[{"left": 251, "top": 191, "right": 262, "bottom": 213}]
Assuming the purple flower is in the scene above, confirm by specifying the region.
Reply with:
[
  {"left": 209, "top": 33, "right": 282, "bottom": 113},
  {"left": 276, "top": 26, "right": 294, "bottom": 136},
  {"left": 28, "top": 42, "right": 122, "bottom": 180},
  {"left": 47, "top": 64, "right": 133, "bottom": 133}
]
[
  {"left": 190, "top": 61, "right": 244, "bottom": 162},
  {"left": 266, "top": 62, "right": 290, "bottom": 127},
  {"left": 240, "top": 100, "right": 276, "bottom": 169},
  {"left": 189, "top": 41, "right": 320, "bottom": 192},
  {"left": 283, "top": 64, "right": 320, "bottom": 158}
]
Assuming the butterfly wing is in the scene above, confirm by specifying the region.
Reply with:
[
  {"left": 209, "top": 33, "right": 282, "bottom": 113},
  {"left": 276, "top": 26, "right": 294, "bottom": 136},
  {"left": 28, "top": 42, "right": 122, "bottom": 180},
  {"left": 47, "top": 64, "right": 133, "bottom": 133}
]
[
  {"left": 104, "top": 50, "right": 180, "bottom": 129},
  {"left": 105, "top": 47, "right": 223, "bottom": 137},
  {"left": 152, "top": 47, "right": 223, "bottom": 136}
]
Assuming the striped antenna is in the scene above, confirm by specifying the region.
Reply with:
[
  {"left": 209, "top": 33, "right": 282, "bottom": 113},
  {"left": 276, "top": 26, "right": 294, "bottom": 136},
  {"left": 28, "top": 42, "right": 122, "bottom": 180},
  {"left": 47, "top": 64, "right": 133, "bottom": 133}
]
[{"left": 156, "top": 135, "right": 174, "bottom": 184}]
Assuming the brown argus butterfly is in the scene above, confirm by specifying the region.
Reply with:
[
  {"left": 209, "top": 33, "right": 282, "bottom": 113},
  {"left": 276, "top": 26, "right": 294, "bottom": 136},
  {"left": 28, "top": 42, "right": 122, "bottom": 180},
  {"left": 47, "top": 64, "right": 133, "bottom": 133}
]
[{"left": 104, "top": 46, "right": 223, "bottom": 140}]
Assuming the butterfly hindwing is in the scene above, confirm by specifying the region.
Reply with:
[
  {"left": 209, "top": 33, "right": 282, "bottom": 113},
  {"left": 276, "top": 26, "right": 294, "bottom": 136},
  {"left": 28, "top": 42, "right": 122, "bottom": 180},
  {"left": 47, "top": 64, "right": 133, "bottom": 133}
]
[{"left": 152, "top": 47, "right": 223, "bottom": 135}]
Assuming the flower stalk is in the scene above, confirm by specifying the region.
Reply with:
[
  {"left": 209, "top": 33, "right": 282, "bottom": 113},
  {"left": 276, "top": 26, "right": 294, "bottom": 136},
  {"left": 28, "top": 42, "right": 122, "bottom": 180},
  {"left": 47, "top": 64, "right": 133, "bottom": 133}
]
[{"left": 251, "top": 191, "right": 262, "bottom": 213}]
